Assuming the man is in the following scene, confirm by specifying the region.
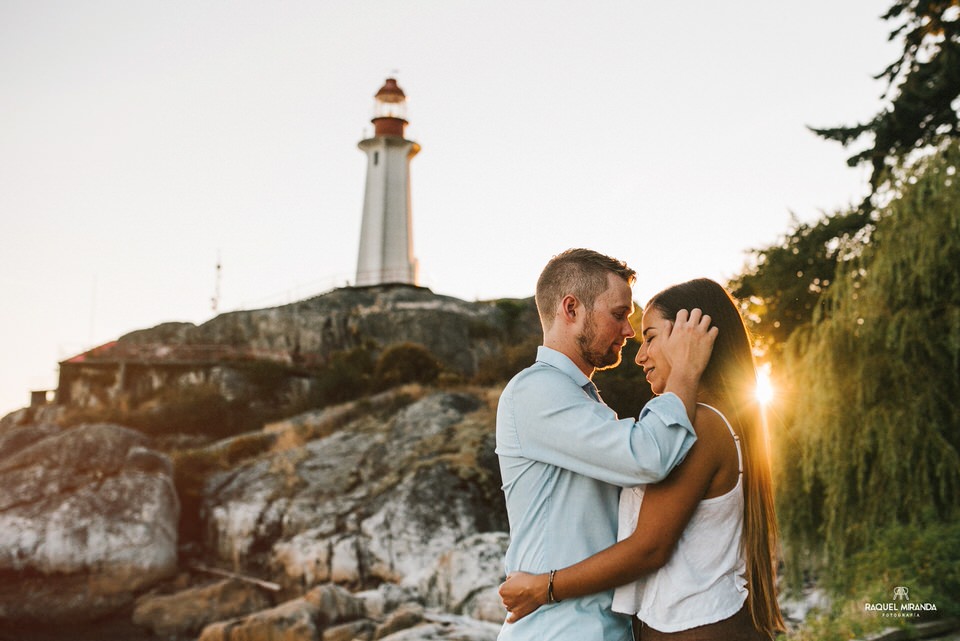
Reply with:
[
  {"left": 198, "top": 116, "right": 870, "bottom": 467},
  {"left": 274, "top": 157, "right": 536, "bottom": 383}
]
[{"left": 496, "top": 248, "right": 716, "bottom": 640}]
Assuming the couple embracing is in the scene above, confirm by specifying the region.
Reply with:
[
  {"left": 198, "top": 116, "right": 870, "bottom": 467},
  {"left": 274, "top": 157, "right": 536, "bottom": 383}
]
[{"left": 495, "top": 249, "right": 785, "bottom": 641}]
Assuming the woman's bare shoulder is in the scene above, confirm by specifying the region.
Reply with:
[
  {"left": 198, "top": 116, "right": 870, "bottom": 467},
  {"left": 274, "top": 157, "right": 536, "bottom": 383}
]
[
  {"left": 693, "top": 403, "right": 740, "bottom": 496},
  {"left": 693, "top": 404, "right": 731, "bottom": 443}
]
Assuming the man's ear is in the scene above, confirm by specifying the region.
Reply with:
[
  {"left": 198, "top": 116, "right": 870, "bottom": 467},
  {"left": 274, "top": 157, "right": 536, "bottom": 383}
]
[{"left": 560, "top": 294, "right": 580, "bottom": 324}]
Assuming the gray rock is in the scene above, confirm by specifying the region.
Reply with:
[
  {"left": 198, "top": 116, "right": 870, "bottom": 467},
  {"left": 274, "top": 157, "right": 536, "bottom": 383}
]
[
  {"left": 132, "top": 578, "right": 272, "bottom": 637},
  {"left": 197, "top": 598, "right": 318, "bottom": 641},
  {"left": 0, "top": 422, "right": 61, "bottom": 460},
  {"left": 462, "top": 586, "right": 508, "bottom": 626},
  {"left": 197, "top": 583, "right": 364, "bottom": 641},
  {"left": 0, "top": 405, "right": 64, "bottom": 432},
  {"left": 420, "top": 533, "right": 508, "bottom": 620},
  {"left": 305, "top": 582, "right": 368, "bottom": 627},
  {"left": 374, "top": 603, "right": 425, "bottom": 639},
  {"left": 162, "top": 286, "right": 532, "bottom": 377},
  {"left": 59, "top": 286, "right": 539, "bottom": 412},
  {"left": 360, "top": 461, "right": 491, "bottom": 585},
  {"left": 323, "top": 619, "right": 376, "bottom": 641},
  {"left": 202, "top": 391, "right": 507, "bottom": 596},
  {"left": 0, "top": 423, "right": 179, "bottom": 622},
  {"left": 377, "top": 612, "right": 500, "bottom": 641},
  {"left": 354, "top": 583, "right": 422, "bottom": 620}
]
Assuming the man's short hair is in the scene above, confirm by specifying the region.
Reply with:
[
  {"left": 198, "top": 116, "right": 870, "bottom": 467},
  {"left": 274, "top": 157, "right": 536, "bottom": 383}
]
[{"left": 535, "top": 248, "right": 636, "bottom": 330}]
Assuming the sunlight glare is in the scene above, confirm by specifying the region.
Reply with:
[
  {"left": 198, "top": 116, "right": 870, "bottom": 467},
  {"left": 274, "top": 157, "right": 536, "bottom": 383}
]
[{"left": 755, "top": 363, "right": 775, "bottom": 406}]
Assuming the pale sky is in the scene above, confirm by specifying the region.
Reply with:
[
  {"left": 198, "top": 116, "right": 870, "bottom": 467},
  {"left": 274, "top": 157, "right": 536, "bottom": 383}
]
[{"left": 1, "top": 1, "right": 898, "bottom": 417}]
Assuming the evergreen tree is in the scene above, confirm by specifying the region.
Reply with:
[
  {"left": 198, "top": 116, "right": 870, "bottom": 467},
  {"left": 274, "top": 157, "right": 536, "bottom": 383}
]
[
  {"left": 812, "top": 0, "right": 960, "bottom": 194},
  {"left": 737, "top": 2, "right": 960, "bottom": 352},
  {"left": 773, "top": 142, "right": 960, "bottom": 597}
]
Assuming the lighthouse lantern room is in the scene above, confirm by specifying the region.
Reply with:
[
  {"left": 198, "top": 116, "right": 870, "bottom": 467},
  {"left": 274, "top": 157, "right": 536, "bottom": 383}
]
[{"left": 373, "top": 79, "right": 408, "bottom": 128}]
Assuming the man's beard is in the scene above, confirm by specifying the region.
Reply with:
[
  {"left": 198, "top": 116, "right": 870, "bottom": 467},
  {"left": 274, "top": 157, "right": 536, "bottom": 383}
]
[{"left": 576, "top": 313, "right": 622, "bottom": 371}]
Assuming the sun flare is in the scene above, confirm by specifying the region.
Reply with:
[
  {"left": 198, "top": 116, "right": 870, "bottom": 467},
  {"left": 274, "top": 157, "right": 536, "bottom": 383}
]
[{"left": 755, "top": 363, "right": 775, "bottom": 406}]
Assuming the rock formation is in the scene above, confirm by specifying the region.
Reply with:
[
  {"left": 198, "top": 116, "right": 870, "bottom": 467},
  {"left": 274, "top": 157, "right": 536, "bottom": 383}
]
[
  {"left": 132, "top": 578, "right": 273, "bottom": 638},
  {"left": 0, "top": 422, "right": 179, "bottom": 622},
  {"left": 0, "top": 387, "right": 512, "bottom": 639},
  {"left": 0, "top": 286, "right": 531, "bottom": 639},
  {"left": 56, "top": 285, "right": 539, "bottom": 415},
  {"left": 201, "top": 389, "right": 507, "bottom": 592}
]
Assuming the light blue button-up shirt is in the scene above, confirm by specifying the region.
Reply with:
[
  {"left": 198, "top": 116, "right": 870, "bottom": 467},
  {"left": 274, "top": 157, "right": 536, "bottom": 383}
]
[{"left": 495, "top": 346, "right": 697, "bottom": 641}]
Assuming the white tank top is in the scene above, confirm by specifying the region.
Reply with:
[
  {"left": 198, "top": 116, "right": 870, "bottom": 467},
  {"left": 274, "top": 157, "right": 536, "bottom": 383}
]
[{"left": 611, "top": 403, "right": 748, "bottom": 632}]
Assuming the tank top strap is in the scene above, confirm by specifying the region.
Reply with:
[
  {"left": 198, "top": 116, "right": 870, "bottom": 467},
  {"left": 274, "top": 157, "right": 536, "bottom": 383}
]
[{"left": 697, "top": 402, "right": 743, "bottom": 474}]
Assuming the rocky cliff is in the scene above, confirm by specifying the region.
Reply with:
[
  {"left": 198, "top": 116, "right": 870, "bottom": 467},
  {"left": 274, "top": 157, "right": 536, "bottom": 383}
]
[
  {"left": 53, "top": 285, "right": 539, "bottom": 436},
  {"left": 0, "top": 385, "right": 511, "bottom": 640},
  {"left": 0, "top": 422, "right": 179, "bottom": 622},
  {"left": 0, "top": 285, "right": 534, "bottom": 640},
  {"left": 123, "top": 285, "right": 530, "bottom": 376}
]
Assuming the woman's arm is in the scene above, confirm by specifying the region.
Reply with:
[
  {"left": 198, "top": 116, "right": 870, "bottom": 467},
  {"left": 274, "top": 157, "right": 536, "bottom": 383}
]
[{"left": 500, "top": 411, "right": 725, "bottom": 622}]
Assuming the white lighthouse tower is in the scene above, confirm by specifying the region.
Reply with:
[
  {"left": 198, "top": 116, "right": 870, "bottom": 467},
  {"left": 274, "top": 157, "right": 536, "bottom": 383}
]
[{"left": 355, "top": 78, "right": 420, "bottom": 287}]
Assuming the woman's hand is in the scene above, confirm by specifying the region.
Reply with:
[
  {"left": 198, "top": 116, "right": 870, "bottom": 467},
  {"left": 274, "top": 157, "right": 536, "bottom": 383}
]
[{"left": 498, "top": 571, "right": 550, "bottom": 623}]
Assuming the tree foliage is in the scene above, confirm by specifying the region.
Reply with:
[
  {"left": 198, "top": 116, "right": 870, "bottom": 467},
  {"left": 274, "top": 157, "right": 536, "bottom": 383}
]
[
  {"left": 311, "top": 345, "right": 375, "bottom": 406},
  {"left": 811, "top": 0, "right": 960, "bottom": 193},
  {"left": 373, "top": 342, "right": 441, "bottom": 390},
  {"left": 730, "top": 208, "right": 870, "bottom": 354},
  {"left": 773, "top": 142, "right": 960, "bottom": 594},
  {"left": 742, "top": 2, "right": 960, "bottom": 352}
]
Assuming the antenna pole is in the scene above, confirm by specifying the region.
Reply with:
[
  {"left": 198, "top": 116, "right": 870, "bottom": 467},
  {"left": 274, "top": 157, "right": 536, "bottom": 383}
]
[{"left": 211, "top": 253, "right": 222, "bottom": 313}]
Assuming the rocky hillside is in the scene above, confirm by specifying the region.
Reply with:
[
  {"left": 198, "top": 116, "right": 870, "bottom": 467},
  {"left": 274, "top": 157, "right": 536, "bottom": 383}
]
[
  {"left": 119, "top": 284, "right": 536, "bottom": 376},
  {"left": 0, "top": 385, "right": 510, "bottom": 640},
  {"left": 0, "top": 285, "right": 537, "bottom": 640},
  {"left": 51, "top": 285, "right": 539, "bottom": 439}
]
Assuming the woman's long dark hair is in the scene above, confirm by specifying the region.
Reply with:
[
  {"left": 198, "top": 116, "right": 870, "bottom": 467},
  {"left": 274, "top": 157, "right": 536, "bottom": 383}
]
[{"left": 647, "top": 278, "right": 785, "bottom": 638}]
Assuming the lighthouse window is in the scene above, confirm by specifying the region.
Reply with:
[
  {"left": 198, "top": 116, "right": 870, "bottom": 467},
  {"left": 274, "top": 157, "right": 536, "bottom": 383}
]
[{"left": 374, "top": 152, "right": 379, "bottom": 165}]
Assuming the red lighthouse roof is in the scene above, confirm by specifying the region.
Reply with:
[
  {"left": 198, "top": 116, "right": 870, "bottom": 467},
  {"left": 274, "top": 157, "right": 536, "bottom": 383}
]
[
  {"left": 372, "top": 77, "right": 408, "bottom": 137},
  {"left": 375, "top": 78, "right": 406, "bottom": 101}
]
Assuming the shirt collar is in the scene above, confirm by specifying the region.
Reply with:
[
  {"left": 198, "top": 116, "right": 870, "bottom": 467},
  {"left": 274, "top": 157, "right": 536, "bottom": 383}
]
[{"left": 536, "top": 345, "right": 592, "bottom": 388}]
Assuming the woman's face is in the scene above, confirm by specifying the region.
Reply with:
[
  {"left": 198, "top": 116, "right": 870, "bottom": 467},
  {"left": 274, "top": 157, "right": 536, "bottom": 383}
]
[{"left": 636, "top": 306, "right": 671, "bottom": 395}]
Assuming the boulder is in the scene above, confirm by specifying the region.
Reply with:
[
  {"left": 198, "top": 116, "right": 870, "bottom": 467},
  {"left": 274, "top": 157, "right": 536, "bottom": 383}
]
[
  {"left": 132, "top": 578, "right": 273, "bottom": 637},
  {"left": 323, "top": 619, "right": 376, "bottom": 641},
  {"left": 375, "top": 612, "right": 500, "bottom": 641},
  {"left": 373, "top": 602, "right": 424, "bottom": 639},
  {"left": 354, "top": 583, "right": 422, "bottom": 621},
  {"left": 463, "top": 586, "right": 508, "bottom": 626},
  {"left": 197, "top": 583, "right": 365, "bottom": 641},
  {"left": 0, "top": 423, "right": 179, "bottom": 622},
  {"left": 420, "top": 532, "right": 508, "bottom": 622},
  {"left": 0, "top": 421, "right": 60, "bottom": 458},
  {"left": 202, "top": 391, "right": 507, "bottom": 593},
  {"left": 0, "top": 405, "right": 64, "bottom": 433}
]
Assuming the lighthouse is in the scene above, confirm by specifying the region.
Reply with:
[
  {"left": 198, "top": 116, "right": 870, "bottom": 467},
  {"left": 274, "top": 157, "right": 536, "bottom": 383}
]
[{"left": 355, "top": 78, "right": 420, "bottom": 287}]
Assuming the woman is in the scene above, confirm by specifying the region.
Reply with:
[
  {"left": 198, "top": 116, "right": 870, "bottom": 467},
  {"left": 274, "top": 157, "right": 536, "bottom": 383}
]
[{"left": 499, "top": 278, "right": 785, "bottom": 640}]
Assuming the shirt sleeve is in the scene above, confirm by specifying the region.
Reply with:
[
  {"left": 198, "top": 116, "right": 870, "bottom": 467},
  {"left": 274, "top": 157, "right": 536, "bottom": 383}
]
[{"left": 500, "top": 367, "right": 696, "bottom": 486}]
